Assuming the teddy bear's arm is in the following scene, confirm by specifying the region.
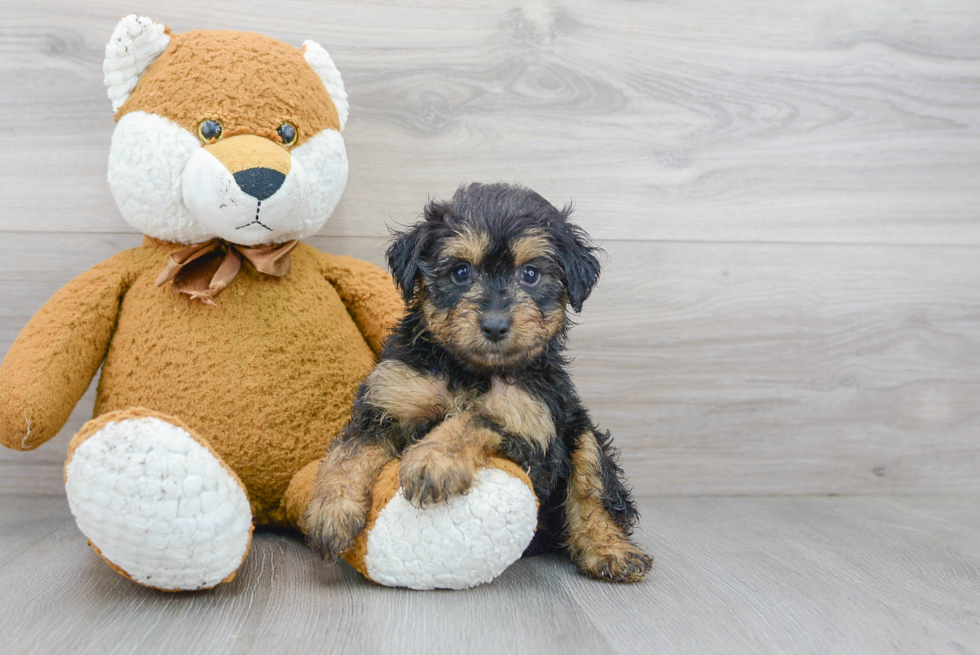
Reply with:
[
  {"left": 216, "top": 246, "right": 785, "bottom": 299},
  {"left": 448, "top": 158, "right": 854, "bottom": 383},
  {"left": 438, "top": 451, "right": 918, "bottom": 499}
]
[
  {"left": 0, "top": 252, "right": 137, "bottom": 451},
  {"left": 321, "top": 254, "right": 403, "bottom": 355}
]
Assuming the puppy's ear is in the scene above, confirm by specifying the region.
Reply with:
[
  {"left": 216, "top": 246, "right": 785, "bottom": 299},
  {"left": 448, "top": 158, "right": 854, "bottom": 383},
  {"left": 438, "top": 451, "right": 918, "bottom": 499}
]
[
  {"left": 555, "top": 209, "right": 601, "bottom": 313},
  {"left": 423, "top": 199, "right": 451, "bottom": 223},
  {"left": 386, "top": 224, "right": 426, "bottom": 303},
  {"left": 387, "top": 201, "right": 449, "bottom": 303}
]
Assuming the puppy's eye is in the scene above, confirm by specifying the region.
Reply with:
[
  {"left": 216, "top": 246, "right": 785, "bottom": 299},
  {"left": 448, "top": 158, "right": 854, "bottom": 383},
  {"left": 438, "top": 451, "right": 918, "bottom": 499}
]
[
  {"left": 278, "top": 123, "right": 298, "bottom": 147},
  {"left": 519, "top": 265, "right": 541, "bottom": 287},
  {"left": 450, "top": 263, "right": 472, "bottom": 285},
  {"left": 198, "top": 120, "right": 223, "bottom": 142}
]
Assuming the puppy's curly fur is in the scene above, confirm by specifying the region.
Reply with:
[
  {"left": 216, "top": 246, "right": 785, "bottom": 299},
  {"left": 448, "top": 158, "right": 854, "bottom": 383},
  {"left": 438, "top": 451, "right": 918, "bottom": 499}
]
[{"left": 305, "top": 182, "right": 652, "bottom": 583}]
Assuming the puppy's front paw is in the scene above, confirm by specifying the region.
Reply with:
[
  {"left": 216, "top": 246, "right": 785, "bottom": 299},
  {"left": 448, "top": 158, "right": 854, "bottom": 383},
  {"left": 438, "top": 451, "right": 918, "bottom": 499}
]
[
  {"left": 303, "top": 493, "right": 368, "bottom": 561},
  {"left": 399, "top": 444, "right": 478, "bottom": 507},
  {"left": 574, "top": 538, "right": 653, "bottom": 583}
]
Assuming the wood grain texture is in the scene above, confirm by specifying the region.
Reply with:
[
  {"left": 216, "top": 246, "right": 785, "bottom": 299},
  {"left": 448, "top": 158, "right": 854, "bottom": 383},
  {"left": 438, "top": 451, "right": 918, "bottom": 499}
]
[
  {"left": 0, "top": 0, "right": 979, "bottom": 244},
  {"left": 1, "top": 0, "right": 979, "bottom": 496},
  {"left": 0, "top": 494, "right": 977, "bottom": 654},
  {"left": 2, "top": 234, "right": 977, "bottom": 495}
]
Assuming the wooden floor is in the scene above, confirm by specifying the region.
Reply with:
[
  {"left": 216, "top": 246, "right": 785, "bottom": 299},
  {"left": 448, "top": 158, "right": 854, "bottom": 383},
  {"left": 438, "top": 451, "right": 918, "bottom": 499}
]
[{"left": 0, "top": 494, "right": 977, "bottom": 654}]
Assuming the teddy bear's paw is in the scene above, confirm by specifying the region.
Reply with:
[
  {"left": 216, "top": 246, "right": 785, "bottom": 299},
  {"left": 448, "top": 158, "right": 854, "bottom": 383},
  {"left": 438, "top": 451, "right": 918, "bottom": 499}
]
[
  {"left": 398, "top": 443, "right": 478, "bottom": 508},
  {"left": 362, "top": 466, "right": 538, "bottom": 590},
  {"left": 65, "top": 415, "right": 253, "bottom": 591},
  {"left": 574, "top": 539, "right": 653, "bottom": 583}
]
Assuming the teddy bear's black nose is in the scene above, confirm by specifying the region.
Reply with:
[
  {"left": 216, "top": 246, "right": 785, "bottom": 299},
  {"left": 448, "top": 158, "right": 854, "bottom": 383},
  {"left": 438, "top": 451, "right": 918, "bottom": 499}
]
[{"left": 233, "top": 167, "right": 286, "bottom": 201}]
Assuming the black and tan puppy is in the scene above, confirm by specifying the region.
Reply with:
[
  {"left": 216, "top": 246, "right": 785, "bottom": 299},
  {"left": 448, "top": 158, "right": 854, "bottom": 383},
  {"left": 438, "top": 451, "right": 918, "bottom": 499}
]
[{"left": 305, "top": 182, "right": 652, "bottom": 582}]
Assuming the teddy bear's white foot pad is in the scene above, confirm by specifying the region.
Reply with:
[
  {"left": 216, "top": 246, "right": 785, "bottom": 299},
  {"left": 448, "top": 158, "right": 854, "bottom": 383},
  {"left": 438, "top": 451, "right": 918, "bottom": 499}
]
[
  {"left": 364, "top": 468, "right": 538, "bottom": 590},
  {"left": 65, "top": 416, "right": 253, "bottom": 590}
]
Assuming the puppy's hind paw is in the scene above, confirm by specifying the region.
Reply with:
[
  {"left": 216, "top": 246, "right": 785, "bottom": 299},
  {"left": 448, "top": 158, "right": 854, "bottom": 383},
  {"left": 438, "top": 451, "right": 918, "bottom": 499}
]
[
  {"left": 575, "top": 541, "right": 653, "bottom": 583},
  {"left": 303, "top": 495, "right": 367, "bottom": 561}
]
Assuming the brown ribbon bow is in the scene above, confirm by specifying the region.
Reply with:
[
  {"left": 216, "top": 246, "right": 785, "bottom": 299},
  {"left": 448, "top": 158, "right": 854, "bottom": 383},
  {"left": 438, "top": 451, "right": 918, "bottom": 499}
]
[{"left": 155, "top": 239, "right": 299, "bottom": 305}]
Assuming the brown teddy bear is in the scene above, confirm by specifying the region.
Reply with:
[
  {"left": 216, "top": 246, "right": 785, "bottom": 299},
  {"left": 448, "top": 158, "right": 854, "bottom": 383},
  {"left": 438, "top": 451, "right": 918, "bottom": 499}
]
[
  {"left": 0, "top": 15, "right": 403, "bottom": 589},
  {"left": 0, "top": 16, "right": 539, "bottom": 592}
]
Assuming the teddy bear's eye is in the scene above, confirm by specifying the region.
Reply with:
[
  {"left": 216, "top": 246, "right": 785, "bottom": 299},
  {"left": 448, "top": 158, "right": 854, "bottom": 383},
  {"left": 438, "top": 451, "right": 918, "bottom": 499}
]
[
  {"left": 198, "top": 120, "right": 222, "bottom": 142},
  {"left": 278, "top": 123, "right": 298, "bottom": 147}
]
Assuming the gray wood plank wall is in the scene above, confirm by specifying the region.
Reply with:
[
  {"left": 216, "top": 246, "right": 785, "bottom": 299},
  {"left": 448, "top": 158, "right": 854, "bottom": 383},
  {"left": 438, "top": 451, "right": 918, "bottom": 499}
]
[{"left": 1, "top": 0, "right": 978, "bottom": 495}]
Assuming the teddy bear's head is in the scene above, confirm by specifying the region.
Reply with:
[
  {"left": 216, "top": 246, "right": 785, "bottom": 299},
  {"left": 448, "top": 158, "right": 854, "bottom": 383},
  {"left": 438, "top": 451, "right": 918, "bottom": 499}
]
[{"left": 104, "top": 15, "right": 349, "bottom": 246}]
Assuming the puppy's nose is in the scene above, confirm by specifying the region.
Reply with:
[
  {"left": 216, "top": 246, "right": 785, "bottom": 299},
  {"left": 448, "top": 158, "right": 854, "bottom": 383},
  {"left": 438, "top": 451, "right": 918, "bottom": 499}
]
[
  {"left": 480, "top": 314, "right": 512, "bottom": 343},
  {"left": 234, "top": 167, "right": 286, "bottom": 201}
]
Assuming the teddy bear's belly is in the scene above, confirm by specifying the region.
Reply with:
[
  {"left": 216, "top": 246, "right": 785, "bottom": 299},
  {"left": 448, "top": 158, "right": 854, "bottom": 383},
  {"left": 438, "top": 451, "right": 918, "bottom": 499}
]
[{"left": 94, "top": 261, "right": 377, "bottom": 525}]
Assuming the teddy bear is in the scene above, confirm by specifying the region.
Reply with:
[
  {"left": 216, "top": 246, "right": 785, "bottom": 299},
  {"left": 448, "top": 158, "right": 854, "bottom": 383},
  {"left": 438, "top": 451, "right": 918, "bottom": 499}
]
[{"left": 0, "top": 15, "right": 539, "bottom": 591}]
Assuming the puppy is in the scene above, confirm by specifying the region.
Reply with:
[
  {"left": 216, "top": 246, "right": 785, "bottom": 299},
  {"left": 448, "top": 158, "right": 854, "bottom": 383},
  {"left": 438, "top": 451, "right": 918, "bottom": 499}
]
[{"left": 305, "top": 182, "right": 652, "bottom": 582}]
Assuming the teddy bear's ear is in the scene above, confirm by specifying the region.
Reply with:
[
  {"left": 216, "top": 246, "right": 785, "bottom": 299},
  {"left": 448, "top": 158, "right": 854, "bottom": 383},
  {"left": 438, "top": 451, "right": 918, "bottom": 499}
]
[
  {"left": 103, "top": 15, "right": 172, "bottom": 112},
  {"left": 302, "top": 40, "right": 349, "bottom": 131}
]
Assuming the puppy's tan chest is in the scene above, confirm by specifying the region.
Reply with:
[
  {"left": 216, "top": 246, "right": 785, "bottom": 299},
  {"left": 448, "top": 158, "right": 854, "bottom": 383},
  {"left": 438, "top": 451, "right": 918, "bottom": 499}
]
[
  {"left": 478, "top": 377, "right": 556, "bottom": 450},
  {"left": 364, "top": 361, "right": 555, "bottom": 449}
]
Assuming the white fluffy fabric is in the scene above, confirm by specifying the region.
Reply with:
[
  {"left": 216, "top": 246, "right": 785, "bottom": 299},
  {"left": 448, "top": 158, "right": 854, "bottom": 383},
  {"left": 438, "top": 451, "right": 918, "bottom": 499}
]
[
  {"left": 64, "top": 417, "right": 253, "bottom": 591},
  {"left": 302, "top": 41, "right": 349, "bottom": 131},
  {"left": 104, "top": 15, "right": 171, "bottom": 112},
  {"left": 108, "top": 111, "right": 212, "bottom": 244},
  {"left": 108, "top": 112, "right": 348, "bottom": 245},
  {"left": 287, "top": 129, "right": 348, "bottom": 239},
  {"left": 364, "top": 469, "right": 538, "bottom": 590}
]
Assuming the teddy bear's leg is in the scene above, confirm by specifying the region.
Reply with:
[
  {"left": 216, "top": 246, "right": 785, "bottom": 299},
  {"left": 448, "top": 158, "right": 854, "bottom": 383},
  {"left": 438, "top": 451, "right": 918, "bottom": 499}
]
[
  {"left": 64, "top": 408, "right": 253, "bottom": 591},
  {"left": 283, "top": 456, "right": 538, "bottom": 590},
  {"left": 345, "top": 457, "right": 538, "bottom": 590}
]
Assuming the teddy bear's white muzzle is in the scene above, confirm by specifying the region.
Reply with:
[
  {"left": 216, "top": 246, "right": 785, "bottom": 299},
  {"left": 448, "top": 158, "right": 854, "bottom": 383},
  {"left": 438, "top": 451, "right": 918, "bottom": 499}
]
[{"left": 182, "top": 146, "right": 312, "bottom": 246}]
